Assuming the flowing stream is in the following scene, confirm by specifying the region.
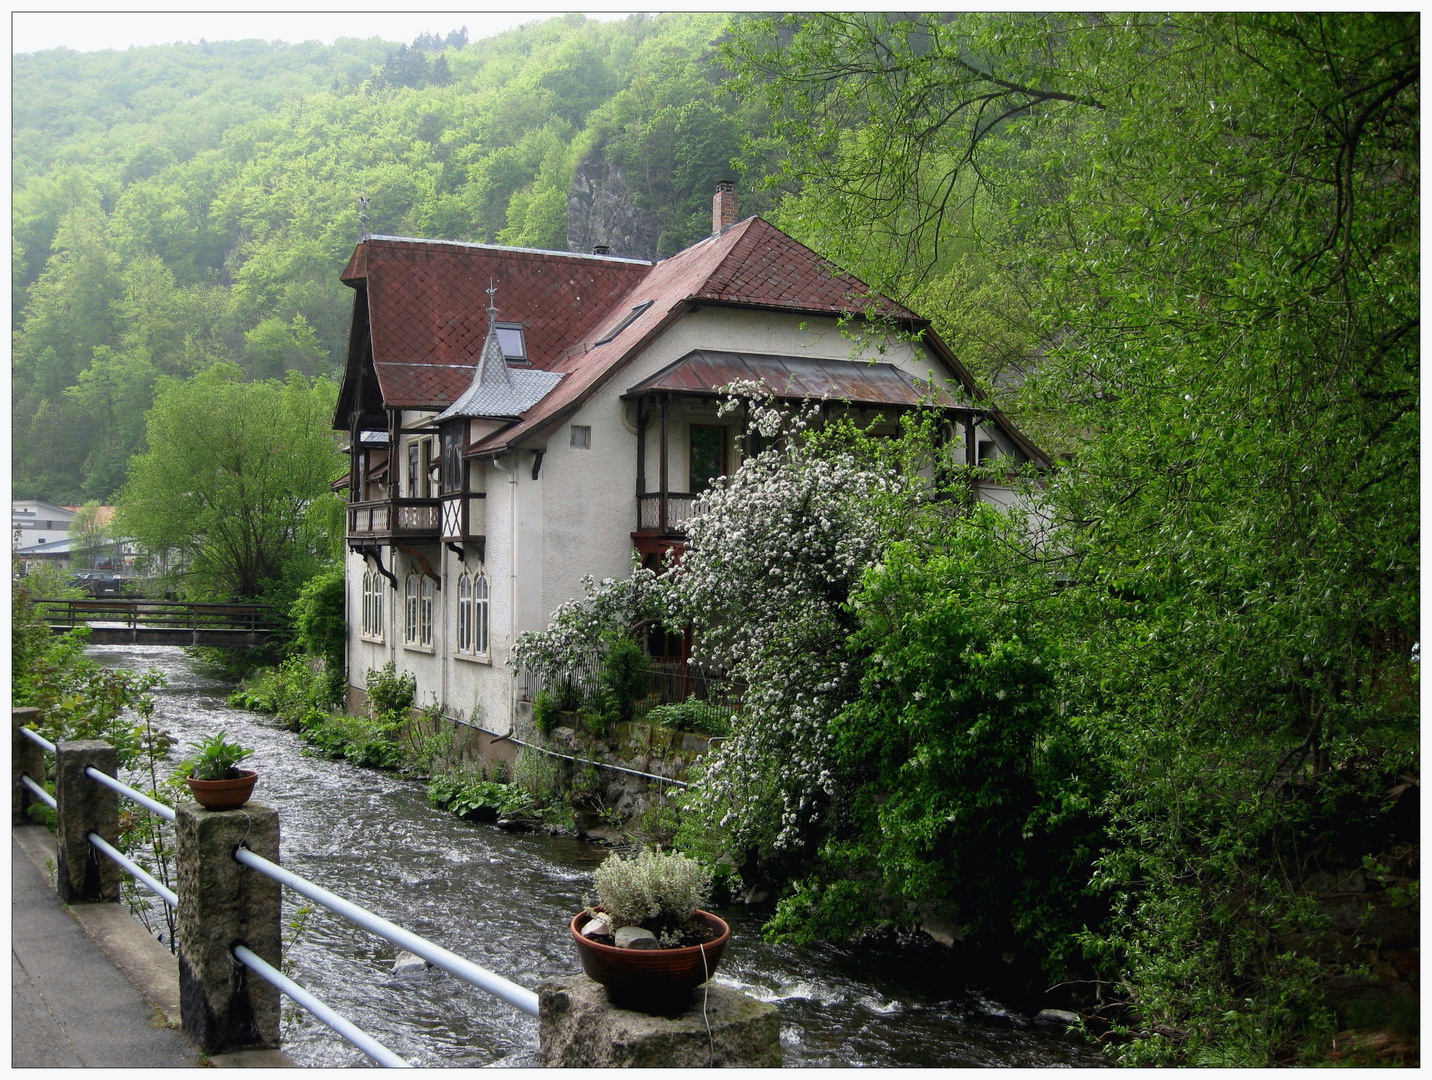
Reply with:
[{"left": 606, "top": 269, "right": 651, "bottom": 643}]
[{"left": 95, "top": 644, "right": 1105, "bottom": 1068}]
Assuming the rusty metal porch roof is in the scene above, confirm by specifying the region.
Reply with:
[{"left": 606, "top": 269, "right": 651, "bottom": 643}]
[{"left": 622, "top": 350, "right": 976, "bottom": 410}]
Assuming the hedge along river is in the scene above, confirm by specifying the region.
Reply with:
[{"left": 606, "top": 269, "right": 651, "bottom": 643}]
[{"left": 94, "top": 643, "right": 1106, "bottom": 1068}]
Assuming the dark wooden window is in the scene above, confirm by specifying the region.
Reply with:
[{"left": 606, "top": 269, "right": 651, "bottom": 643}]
[
  {"left": 689, "top": 425, "right": 727, "bottom": 493},
  {"left": 441, "top": 427, "right": 463, "bottom": 494}
]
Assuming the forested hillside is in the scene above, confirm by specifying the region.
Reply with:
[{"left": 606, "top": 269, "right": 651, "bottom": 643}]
[{"left": 12, "top": 13, "right": 769, "bottom": 502}]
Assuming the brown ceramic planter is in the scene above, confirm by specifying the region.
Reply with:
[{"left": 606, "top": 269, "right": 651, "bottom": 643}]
[
  {"left": 185, "top": 769, "right": 258, "bottom": 810},
  {"left": 570, "top": 909, "right": 730, "bottom": 1013}
]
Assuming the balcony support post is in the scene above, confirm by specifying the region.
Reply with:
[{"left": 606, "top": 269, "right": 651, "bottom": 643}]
[
  {"left": 635, "top": 397, "right": 647, "bottom": 503},
  {"left": 659, "top": 394, "right": 670, "bottom": 535}
]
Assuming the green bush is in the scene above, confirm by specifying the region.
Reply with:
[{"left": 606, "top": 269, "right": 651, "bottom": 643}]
[
  {"left": 532, "top": 690, "right": 561, "bottom": 735},
  {"left": 229, "top": 655, "right": 336, "bottom": 726},
  {"left": 598, "top": 635, "right": 645, "bottom": 724},
  {"left": 365, "top": 661, "right": 416, "bottom": 721},
  {"left": 297, "top": 707, "right": 402, "bottom": 769},
  {"left": 427, "top": 768, "right": 533, "bottom": 820},
  {"left": 292, "top": 562, "right": 345, "bottom": 666},
  {"left": 513, "top": 748, "right": 561, "bottom": 804},
  {"left": 644, "top": 696, "right": 732, "bottom": 736}
]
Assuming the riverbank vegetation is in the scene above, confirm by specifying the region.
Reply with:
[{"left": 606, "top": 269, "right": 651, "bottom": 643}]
[{"left": 727, "top": 13, "right": 1416, "bottom": 1067}]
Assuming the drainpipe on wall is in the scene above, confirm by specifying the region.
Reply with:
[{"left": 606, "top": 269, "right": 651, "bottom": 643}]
[{"left": 490, "top": 453, "right": 519, "bottom": 738}]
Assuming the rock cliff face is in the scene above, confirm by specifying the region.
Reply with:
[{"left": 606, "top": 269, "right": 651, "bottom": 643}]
[{"left": 566, "top": 149, "right": 660, "bottom": 262}]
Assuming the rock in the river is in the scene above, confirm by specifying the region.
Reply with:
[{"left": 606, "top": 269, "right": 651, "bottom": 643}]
[
  {"left": 613, "top": 926, "right": 659, "bottom": 950},
  {"left": 1035, "top": 1009, "right": 1081, "bottom": 1026},
  {"left": 539, "top": 975, "right": 782, "bottom": 1067},
  {"left": 392, "top": 951, "right": 432, "bottom": 977}
]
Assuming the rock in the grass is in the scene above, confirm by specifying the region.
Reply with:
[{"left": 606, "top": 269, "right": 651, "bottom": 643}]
[
  {"left": 613, "top": 926, "right": 659, "bottom": 950},
  {"left": 392, "top": 951, "right": 432, "bottom": 977},
  {"left": 581, "top": 913, "right": 612, "bottom": 938}
]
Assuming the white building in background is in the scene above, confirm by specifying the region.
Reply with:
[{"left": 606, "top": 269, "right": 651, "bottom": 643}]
[
  {"left": 334, "top": 183, "right": 1046, "bottom": 760},
  {"left": 12, "top": 499, "right": 77, "bottom": 551}
]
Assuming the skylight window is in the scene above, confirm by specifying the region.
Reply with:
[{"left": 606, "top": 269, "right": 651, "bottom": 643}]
[
  {"left": 495, "top": 323, "right": 527, "bottom": 363},
  {"left": 594, "top": 301, "right": 653, "bottom": 346}
]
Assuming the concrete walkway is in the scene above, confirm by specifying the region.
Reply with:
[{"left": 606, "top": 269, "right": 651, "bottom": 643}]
[{"left": 11, "top": 825, "right": 290, "bottom": 1068}]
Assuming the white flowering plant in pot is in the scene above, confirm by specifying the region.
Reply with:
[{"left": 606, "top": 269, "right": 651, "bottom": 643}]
[{"left": 589, "top": 847, "right": 714, "bottom": 946}]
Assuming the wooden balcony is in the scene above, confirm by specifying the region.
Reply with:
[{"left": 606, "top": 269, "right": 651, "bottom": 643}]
[
  {"left": 635, "top": 492, "right": 698, "bottom": 537},
  {"left": 347, "top": 498, "right": 440, "bottom": 540}
]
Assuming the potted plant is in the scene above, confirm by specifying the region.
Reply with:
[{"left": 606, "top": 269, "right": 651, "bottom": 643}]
[
  {"left": 177, "top": 731, "right": 257, "bottom": 810},
  {"left": 569, "top": 847, "right": 730, "bottom": 1013}
]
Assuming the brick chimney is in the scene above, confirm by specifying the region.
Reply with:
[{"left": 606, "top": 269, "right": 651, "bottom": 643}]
[{"left": 712, "top": 180, "right": 737, "bottom": 234}]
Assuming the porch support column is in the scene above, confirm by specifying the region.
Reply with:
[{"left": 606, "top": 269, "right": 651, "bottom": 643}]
[
  {"left": 658, "top": 394, "right": 670, "bottom": 535},
  {"left": 635, "top": 397, "right": 647, "bottom": 530}
]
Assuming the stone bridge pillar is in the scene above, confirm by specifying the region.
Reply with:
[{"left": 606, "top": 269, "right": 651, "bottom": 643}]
[
  {"left": 54, "top": 740, "right": 120, "bottom": 903},
  {"left": 175, "top": 801, "right": 282, "bottom": 1054},
  {"left": 12, "top": 707, "right": 45, "bottom": 825}
]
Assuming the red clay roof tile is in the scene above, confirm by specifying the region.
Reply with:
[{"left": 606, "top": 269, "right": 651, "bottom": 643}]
[{"left": 344, "top": 219, "right": 926, "bottom": 441}]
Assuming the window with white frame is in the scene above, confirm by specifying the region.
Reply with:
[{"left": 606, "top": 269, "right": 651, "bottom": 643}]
[
  {"left": 404, "top": 574, "right": 419, "bottom": 645},
  {"left": 473, "top": 573, "right": 489, "bottom": 656},
  {"left": 456, "top": 571, "right": 490, "bottom": 657},
  {"left": 419, "top": 576, "right": 434, "bottom": 647},
  {"left": 457, "top": 573, "right": 473, "bottom": 653},
  {"left": 361, "top": 571, "right": 384, "bottom": 639}
]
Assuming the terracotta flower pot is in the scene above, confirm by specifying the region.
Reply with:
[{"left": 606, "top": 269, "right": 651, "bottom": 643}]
[
  {"left": 185, "top": 769, "right": 258, "bottom": 810},
  {"left": 570, "top": 909, "right": 730, "bottom": 1014}
]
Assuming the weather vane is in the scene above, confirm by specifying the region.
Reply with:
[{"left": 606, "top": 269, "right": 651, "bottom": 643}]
[{"left": 358, "top": 193, "right": 369, "bottom": 242}]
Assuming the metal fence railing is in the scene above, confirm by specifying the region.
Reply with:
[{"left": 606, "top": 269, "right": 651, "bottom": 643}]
[{"left": 14, "top": 723, "right": 537, "bottom": 1068}]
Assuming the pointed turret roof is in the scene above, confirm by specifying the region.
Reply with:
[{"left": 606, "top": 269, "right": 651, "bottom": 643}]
[{"left": 436, "top": 285, "right": 561, "bottom": 421}]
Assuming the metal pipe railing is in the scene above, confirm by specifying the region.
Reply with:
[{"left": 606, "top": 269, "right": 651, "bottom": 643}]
[
  {"left": 84, "top": 766, "right": 176, "bottom": 822},
  {"left": 20, "top": 725, "right": 56, "bottom": 753},
  {"left": 233, "top": 847, "right": 540, "bottom": 1017},
  {"left": 18, "top": 726, "right": 538, "bottom": 1066},
  {"left": 19, "top": 773, "right": 57, "bottom": 809},
  {"left": 87, "top": 831, "right": 178, "bottom": 908},
  {"left": 233, "top": 945, "right": 412, "bottom": 1068}
]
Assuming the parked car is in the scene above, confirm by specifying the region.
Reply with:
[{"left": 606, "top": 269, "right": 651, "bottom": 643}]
[{"left": 70, "top": 570, "right": 125, "bottom": 597}]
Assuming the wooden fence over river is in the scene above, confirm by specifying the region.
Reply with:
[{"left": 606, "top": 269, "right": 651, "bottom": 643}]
[{"left": 35, "top": 599, "right": 277, "bottom": 647}]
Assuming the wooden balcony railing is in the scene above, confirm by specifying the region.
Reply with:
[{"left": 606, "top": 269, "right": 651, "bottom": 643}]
[
  {"left": 347, "top": 498, "right": 440, "bottom": 540},
  {"left": 635, "top": 492, "right": 699, "bottom": 535}
]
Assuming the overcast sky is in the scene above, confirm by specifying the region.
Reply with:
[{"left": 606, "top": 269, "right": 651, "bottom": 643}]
[{"left": 11, "top": 9, "right": 637, "bottom": 55}]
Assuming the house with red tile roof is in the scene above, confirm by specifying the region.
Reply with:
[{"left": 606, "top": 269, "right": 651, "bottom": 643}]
[{"left": 333, "top": 183, "right": 1045, "bottom": 753}]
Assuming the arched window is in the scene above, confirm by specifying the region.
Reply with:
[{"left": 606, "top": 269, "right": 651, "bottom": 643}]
[
  {"left": 419, "top": 576, "right": 434, "bottom": 647},
  {"left": 456, "top": 573, "right": 473, "bottom": 654},
  {"left": 361, "top": 571, "right": 384, "bottom": 640},
  {"left": 360, "top": 572, "right": 370, "bottom": 636},
  {"left": 473, "top": 573, "right": 489, "bottom": 657},
  {"left": 404, "top": 574, "right": 419, "bottom": 645}
]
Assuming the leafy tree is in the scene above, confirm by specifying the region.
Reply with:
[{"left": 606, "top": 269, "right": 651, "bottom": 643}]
[
  {"left": 115, "top": 364, "right": 344, "bottom": 599},
  {"left": 67, "top": 501, "right": 114, "bottom": 569},
  {"left": 727, "top": 11, "right": 1419, "bottom": 1064}
]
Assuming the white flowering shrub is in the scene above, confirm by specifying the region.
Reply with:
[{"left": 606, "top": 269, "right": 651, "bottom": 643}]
[
  {"left": 594, "top": 847, "right": 713, "bottom": 940},
  {"left": 670, "top": 393, "right": 945, "bottom": 870},
  {"left": 511, "top": 560, "right": 669, "bottom": 699}
]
